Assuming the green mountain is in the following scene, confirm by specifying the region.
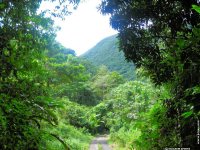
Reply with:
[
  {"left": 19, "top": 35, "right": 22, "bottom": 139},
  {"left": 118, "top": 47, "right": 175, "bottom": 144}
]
[{"left": 81, "top": 35, "right": 135, "bottom": 80}]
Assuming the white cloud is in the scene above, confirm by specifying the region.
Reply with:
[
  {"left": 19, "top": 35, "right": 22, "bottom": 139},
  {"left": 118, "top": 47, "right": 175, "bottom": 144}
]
[{"left": 54, "top": 0, "right": 118, "bottom": 55}]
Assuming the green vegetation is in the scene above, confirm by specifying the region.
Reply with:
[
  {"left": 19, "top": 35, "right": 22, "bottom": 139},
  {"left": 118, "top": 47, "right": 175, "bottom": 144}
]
[
  {"left": 40, "top": 99, "right": 92, "bottom": 150},
  {"left": 100, "top": 0, "right": 200, "bottom": 149},
  {"left": 81, "top": 35, "right": 136, "bottom": 80},
  {"left": 98, "top": 144, "right": 103, "bottom": 150},
  {"left": 1, "top": 0, "right": 200, "bottom": 150}
]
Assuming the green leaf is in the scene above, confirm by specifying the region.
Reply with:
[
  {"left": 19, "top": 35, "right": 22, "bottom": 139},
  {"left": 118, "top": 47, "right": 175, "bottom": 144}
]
[
  {"left": 181, "top": 111, "right": 193, "bottom": 118},
  {"left": 192, "top": 5, "right": 200, "bottom": 14},
  {"left": 176, "top": 39, "right": 185, "bottom": 48},
  {"left": 0, "top": 3, "right": 5, "bottom": 9}
]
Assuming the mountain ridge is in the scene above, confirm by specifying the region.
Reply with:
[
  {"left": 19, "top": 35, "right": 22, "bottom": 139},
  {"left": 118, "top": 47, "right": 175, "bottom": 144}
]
[{"left": 80, "top": 35, "right": 135, "bottom": 80}]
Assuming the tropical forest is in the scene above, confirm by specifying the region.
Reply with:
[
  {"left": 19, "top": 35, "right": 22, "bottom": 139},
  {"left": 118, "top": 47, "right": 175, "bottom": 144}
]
[{"left": 0, "top": 0, "right": 200, "bottom": 150}]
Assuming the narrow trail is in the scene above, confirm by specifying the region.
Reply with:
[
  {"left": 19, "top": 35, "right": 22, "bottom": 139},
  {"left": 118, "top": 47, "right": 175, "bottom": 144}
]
[{"left": 89, "top": 135, "right": 111, "bottom": 150}]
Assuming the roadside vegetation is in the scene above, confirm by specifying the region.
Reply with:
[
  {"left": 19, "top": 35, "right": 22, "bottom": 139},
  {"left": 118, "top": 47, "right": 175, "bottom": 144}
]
[{"left": 0, "top": 0, "right": 200, "bottom": 150}]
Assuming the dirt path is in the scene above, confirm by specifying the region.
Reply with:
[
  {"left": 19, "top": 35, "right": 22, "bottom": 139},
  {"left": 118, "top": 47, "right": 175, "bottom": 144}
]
[{"left": 89, "top": 135, "right": 111, "bottom": 150}]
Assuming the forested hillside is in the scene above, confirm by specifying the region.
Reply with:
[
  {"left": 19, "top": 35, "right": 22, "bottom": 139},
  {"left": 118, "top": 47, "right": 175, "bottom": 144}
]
[
  {"left": 1, "top": 0, "right": 200, "bottom": 150},
  {"left": 81, "top": 35, "right": 135, "bottom": 80}
]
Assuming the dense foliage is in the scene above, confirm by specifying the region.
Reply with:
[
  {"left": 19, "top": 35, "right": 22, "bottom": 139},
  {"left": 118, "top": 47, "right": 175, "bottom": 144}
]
[
  {"left": 100, "top": 0, "right": 200, "bottom": 149},
  {"left": 1, "top": 0, "right": 200, "bottom": 149},
  {"left": 0, "top": 0, "right": 86, "bottom": 149}
]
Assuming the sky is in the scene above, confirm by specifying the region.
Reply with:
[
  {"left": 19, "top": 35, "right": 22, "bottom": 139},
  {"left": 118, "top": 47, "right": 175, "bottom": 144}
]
[{"left": 51, "top": 0, "right": 118, "bottom": 55}]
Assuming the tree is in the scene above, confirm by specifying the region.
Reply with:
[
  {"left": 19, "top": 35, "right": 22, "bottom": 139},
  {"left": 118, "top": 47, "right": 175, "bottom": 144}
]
[
  {"left": 100, "top": 0, "right": 200, "bottom": 83},
  {"left": 100, "top": 0, "right": 200, "bottom": 148},
  {"left": 91, "top": 66, "right": 125, "bottom": 99},
  {"left": 0, "top": 0, "right": 79, "bottom": 149},
  {"left": 48, "top": 51, "right": 99, "bottom": 105}
]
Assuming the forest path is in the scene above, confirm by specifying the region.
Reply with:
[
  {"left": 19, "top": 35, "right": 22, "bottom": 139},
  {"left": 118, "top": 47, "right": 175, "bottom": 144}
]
[{"left": 89, "top": 135, "right": 111, "bottom": 150}]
